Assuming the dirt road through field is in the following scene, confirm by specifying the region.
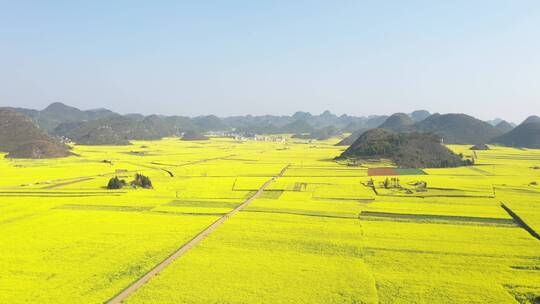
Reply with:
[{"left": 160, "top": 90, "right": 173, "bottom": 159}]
[
  {"left": 41, "top": 177, "right": 94, "bottom": 189},
  {"left": 106, "top": 164, "right": 290, "bottom": 303}
]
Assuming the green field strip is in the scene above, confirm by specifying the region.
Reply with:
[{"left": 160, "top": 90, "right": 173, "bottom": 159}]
[
  {"left": 0, "top": 190, "right": 125, "bottom": 194},
  {"left": 175, "top": 196, "right": 253, "bottom": 201},
  {"left": 166, "top": 200, "right": 241, "bottom": 209},
  {"left": 374, "top": 186, "right": 495, "bottom": 198},
  {"left": 259, "top": 190, "right": 284, "bottom": 199},
  {"left": 0, "top": 193, "right": 123, "bottom": 197},
  {"left": 375, "top": 193, "right": 495, "bottom": 198},
  {"left": 312, "top": 196, "right": 375, "bottom": 202},
  {"left": 486, "top": 155, "right": 540, "bottom": 161},
  {"left": 241, "top": 207, "right": 359, "bottom": 219},
  {"left": 312, "top": 197, "right": 375, "bottom": 202},
  {"left": 360, "top": 211, "right": 517, "bottom": 226},
  {"left": 54, "top": 204, "right": 155, "bottom": 212},
  {"left": 503, "top": 284, "right": 540, "bottom": 304},
  {"left": 494, "top": 186, "right": 540, "bottom": 196},
  {"left": 287, "top": 167, "right": 369, "bottom": 172},
  {"left": 363, "top": 246, "right": 540, "bottom": 259},
  {"left": 149, "top": 210, "right": 227, "bottom": 217},
  {"left": 395, "top": 168, "right": 427, "bottom": 175},
  {"left": 510, "top": 265, "right": 540, "bottom": 271},
  {"left": 467, "top": 166, "right": 493, "bottom": 175}
]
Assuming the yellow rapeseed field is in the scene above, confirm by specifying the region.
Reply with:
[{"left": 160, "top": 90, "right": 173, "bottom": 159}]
[{"left": 0, "top": 137, "right": 539, "bottom": 303}]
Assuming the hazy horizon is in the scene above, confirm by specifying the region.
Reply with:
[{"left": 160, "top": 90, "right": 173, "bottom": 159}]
[
  {"left": 3, "top": 100, "right": 529, "bottom": 125},
  {"left": 1, "top": 1, "right": 539, "bottom": 122}
]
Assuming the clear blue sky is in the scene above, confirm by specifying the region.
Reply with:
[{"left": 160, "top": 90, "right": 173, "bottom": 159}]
[{"left": 1, "top": 1, "right": 539, "bottom": 122}]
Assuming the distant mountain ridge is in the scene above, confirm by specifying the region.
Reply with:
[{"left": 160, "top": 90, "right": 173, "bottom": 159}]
[
  {"left": 410, "top": 110, "right": 431, "bottom": 122},
  {"left": 13, "top": 103, "right": 392, "bottom": 136},
  {"left": 492, "top": 116, "right": 540, "bottom": 148},
  {"left": 8, "top": 102, "right": 534, "bottom": 148},
  {"left": 522, "top": 115, "right": 540, "bottom": 125},
  {"left": 12, "top": 102, "right": 117, "bottom": 132},
  {"left": 0, "top": 108, "right": 72, "bottom": 158},
  {"left": 412, "top": 113, "right": 503, "bottom": 144},
  {"left": 495, "top": 120, "right": 514, "bottom": 133},
  {"left": 338, "top": 111, "right": 502, "bottom": 146},
  {"left": 55, "top": 114, "right": 177, "bottom": 145}
]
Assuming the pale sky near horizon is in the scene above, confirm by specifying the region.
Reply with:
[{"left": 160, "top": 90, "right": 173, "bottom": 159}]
[{"left": 1, "top": 1, "right": 539, "bottom": 123}]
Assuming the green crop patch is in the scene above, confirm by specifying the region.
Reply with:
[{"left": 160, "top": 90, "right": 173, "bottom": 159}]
[
  {"left": 242, "top": 206, "right": 358, "bottom": 219},
  {"left": 0, "top": 193, "right": 123, "bottom": 197},
  {"left": 368, "top": 168, "right": 426, "bottom": 176},
  {"left": 293, "top": 182, "right": 308, "bottom": 191},
  {"left": 396, "top": 168, "right": 427, "bottom": 175},
  {"left": 504, "top": 285, "right": 540, "bottom": 304},
  {"left": 360, "top": 211, "right": 517, "bottom": 226},
  {"left": 150, "top": 210, "right": 226, "bottom": 217},
  {"left": 259, "top": 190, "right": 284, "bottom": 199},
  {"left": 166, "top": 200, "right": 240, "bottom": 209}
]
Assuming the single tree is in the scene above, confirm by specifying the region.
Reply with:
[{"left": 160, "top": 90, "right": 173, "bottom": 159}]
[{"left": 107, "top": 176, "right": 126, "bottom": 189}]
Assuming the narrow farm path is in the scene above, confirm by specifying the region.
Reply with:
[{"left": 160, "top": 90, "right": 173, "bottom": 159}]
[
  {"left": 120, "top": 161, "right": 176, "bottom": 177},
  {"left": 122, "top": 154, "right": 238, "bottom": 177},
  {"left": 106, "top": 164, "right": 290, "bottom": 304},
  {"left": 144, "top": 154, "right": 238, "bottom": 167},
  {"left": 41, "top": 177, "right": 94, "bottom": 189},
  {"left": 172, "top": 154, "right": 238, "bottom": 167}
]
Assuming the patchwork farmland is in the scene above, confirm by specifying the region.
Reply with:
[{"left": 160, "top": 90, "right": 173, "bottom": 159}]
[{"left": 0, "top": 138, "right": 539, "bottom": 303}]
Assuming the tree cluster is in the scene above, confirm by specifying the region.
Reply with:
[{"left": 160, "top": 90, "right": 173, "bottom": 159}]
[
  {"left": 107, "top": 173, "right": 153, "bottom": 189},
  {"left": 131, "top": 173, "right": 153, "bottom": 189}
]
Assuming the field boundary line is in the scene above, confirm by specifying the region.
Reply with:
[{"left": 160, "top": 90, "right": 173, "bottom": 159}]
[
  {"left": 11, "top": 170, "right": 138, "bottom": 190},
  {"left": 501, "top": 203, "right": 540, "bottom": 241},
  {"left": 106, "top": 164, "right": 290, "bottom": 304},
  {"left": 122, "top": 161, "right": 175, "bottom": 177},
  {"left": 41, "top": 177, "right": 94, "bottom": 189},
  {"left": 176, "top": 154, "right": 237, "bottom": 167},
  {"left": 375, "top": 194, "right": 495, "bottom": 199},
  {"left": 122, "top": 155, "right": 238, "bottom": 177},
  {"left": 360, "top": 211, "right": 515, "bottom": 225},
  {"left": 241, "top": 209, "right": 358, "bottom": 220},
  {"left": 149, "top": 154, "right": 237, "bottom": 167}
]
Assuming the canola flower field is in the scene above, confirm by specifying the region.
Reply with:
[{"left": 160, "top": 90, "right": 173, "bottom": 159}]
[{"left": 0, "top": 137, "right": 539, "bottom": 303}]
